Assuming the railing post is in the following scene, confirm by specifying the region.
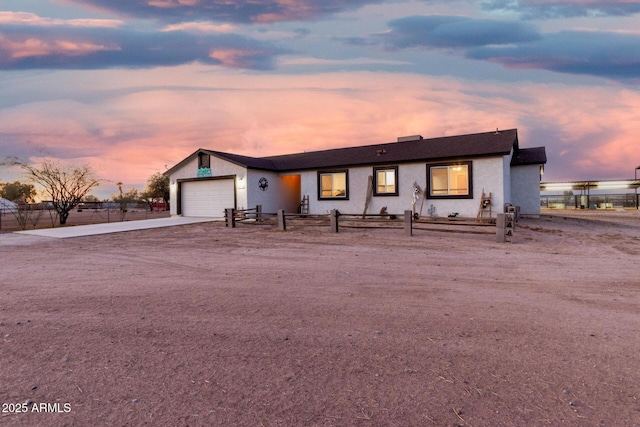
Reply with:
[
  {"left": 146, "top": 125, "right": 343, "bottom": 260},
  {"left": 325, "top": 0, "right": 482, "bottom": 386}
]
[
  {"left": 404, "top": 210, "right": 413, "bottom": 236},
  {"left": 277, "top": 209, "right": 286, "bottom": 230},
  {"left": 256, "top": 204, "right": 262, "bottom": 222},
  {"left": 330, "top": 209, "right": 339, "bottom": 233},
  {"left": 225, "top": 208, "right": 236, "bottom": 228}
]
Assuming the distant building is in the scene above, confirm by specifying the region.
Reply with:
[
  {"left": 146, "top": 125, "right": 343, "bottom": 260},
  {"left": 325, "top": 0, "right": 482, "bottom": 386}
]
[{"left": 541, "top": 180, "right": 640, "bottom": 209}]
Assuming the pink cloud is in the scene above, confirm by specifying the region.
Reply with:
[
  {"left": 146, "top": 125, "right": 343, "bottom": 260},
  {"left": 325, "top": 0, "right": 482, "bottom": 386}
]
[
  {"left": 0, "top": 11, "right": 122, "bottom": 28},
  {"left": 162, "top": 22, "right": 236, "bottom": 33},
  {"left": 0, "top": 35, "right": 117, "bottom": 59},
  {"left": 148, "top": 0, "right": 199, "bottom": 8},
  {"left": 3, "top": 65, "right": 640, "bottom": 198}
]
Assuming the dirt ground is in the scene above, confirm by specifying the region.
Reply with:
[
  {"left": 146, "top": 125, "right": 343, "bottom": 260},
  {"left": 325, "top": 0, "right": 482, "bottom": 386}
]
[
  {"left": 0, "top": 209, "right": 170, "bottom": 233},
  {"left": 1, "top": 210, "right": 639, "bottom": 426}
]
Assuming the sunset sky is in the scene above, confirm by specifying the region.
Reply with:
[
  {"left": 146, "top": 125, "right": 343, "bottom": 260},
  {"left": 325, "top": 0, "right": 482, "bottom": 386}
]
[{"left": 1, "top": 0, "right": 639, "bottom": 199}]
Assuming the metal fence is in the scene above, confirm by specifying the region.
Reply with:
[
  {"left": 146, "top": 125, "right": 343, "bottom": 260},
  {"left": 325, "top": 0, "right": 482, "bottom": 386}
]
[{"left": 541, "top": 193, "right": 639, "bottom": 209}]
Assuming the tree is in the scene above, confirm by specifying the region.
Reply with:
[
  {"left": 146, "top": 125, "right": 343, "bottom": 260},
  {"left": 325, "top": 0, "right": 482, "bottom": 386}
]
[
  {"left": 111, "top": 187, "right": 139, "bottom": 221},
  {"left": 0, "top": 180, "right": 36, "bottom": 202},
  {"left": 21, "top": 160, "right": 101, "bottom": 225},
  {"left": 0, "top": 180, "right": 42, "bottom": 230},
  {"left": 140, "top": 172, "right": 170, "bottom": 210}
]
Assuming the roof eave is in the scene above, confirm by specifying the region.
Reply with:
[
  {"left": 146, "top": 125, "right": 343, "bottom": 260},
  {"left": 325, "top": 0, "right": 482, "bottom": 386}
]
[{"left": 164, "top": 148, "right": 204, "bottom": 177}]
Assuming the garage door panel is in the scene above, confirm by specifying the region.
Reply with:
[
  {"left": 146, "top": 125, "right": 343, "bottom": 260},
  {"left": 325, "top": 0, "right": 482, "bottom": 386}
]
[{"left": 181, "top": 179, "right": 234, "bottom": 218}]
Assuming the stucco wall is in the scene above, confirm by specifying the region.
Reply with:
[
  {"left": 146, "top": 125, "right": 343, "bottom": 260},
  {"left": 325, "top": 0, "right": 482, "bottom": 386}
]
[
  {"left": 168, "top": 154, "right": 247, "bottom": 216},
  {"left": 245, "top": 170, "right": 301, "bottom": 214},
  {"left": 168, "top": 152, "right": 539, "bottom": 219},
  {"left": 502, "top": 154, "right": 512, "bottom": 206},
  {"left": 510, "top": 165, "right": 542, "bottom": 216},
  {"left": 293, "top": 156, "right": 507, "bottom": 218}
]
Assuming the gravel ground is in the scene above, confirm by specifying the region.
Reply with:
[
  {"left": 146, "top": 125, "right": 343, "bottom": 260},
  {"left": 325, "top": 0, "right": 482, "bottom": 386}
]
[{"left": 1, "top": 210, "right": 639, "bottom": 426}]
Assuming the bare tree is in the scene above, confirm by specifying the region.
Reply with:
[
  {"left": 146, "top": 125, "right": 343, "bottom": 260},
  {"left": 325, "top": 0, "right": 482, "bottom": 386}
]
[{"left": 21, "top": 160, "right": 101, "bottom": 225}]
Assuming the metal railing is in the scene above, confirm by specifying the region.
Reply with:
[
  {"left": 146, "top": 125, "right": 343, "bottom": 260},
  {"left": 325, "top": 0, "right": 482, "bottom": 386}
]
[{"left": 541, "top": 193, "right": 638, "bottom": 209}]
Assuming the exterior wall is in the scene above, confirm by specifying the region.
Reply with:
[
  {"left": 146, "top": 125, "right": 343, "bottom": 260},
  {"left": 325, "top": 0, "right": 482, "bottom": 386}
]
[
  {"left": 293, "top": 156, "right": 507, "bottom": 218},
  {"left": 464, "top": 156, "right": 505, "bottom": 218},
  {"left": 168, "top": 155, "right": 247, "bottom": 216},
  {"left": 511, "top": 164, "right": 542, "bottom": 216},
  {"left": 502, "top": 154, "right": 512, "bottom": 206},
  {"left": 245, "top": 170, "right": 300, "bottom": 214},
  {"left": 168, "top": 152, "right": 541, "bottom": 219}
]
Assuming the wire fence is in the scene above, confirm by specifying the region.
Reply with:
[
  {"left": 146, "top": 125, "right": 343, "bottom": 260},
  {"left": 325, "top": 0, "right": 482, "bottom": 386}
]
[{"left": 0, "top": 202, "right": 170, "bottom": 232}]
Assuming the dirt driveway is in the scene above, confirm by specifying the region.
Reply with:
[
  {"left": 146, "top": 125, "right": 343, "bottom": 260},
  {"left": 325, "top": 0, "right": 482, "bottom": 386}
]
[{"left": 1, "top": 211, "right": 639, "bottom": 426}]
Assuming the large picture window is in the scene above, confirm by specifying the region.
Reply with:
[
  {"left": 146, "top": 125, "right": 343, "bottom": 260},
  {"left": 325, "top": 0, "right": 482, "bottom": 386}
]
[
  {"left": 318, "top": 170, "right": 349, "bottom": 199},
  {"left": 427, "top": 161, "right": 472, "bottom": 198},
  {"left": 374, "top": 166, "right": 398, "bottom": 196}
]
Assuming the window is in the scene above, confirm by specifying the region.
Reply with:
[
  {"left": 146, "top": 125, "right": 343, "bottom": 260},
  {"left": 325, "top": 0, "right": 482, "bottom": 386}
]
[
  {"left": 427, "top": 162, "right": 472, "bottom": 198},
  {"left": 374, "top": 166, "right": 398, "bottom": 196},
  {"left": 318, "top": 170, "right": 348, "bottom": 199},
  {"left": 197, "top": 153, "right": 212, "bottom": 177},
  {"left": 198, "top": 152, "right": 210, "bottom": 169}
]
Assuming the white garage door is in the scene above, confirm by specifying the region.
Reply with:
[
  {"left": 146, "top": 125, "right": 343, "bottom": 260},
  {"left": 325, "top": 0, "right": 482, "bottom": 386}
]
[{"left": 180, "top": 179, "right": 235, "bottom": 218}]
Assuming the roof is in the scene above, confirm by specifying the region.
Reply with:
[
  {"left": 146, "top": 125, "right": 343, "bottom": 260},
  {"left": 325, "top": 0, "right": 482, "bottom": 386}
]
[
  {"left": 511, "top": 147, "right": 547, "bottom": 166},
  {"left": 0, "top": 198, "right": 17, "bottom": 211},
  {"left": 541, "top": 179, "right": 640, "bottom": 191},
  {"left": 166, "top": 128, "right": 544, "bottom": 175}
]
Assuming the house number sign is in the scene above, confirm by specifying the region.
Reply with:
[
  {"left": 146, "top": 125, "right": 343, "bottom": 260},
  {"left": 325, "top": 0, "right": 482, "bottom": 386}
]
[{"left": 258, "top": 177, "right": 269, "bottom": 191}]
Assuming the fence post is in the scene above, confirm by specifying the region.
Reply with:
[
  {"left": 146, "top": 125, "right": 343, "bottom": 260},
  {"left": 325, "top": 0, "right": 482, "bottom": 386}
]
[
  {"left": 256, "top": 204, "right": 262, "bottom": 222},
  {"left": 277, "top": 209, "right": 286, "bottom": 230},
  {"left": 225, "top": 208, "right": 236, "bottom": 228},
  {"left": 404, "top": 210, "right": 413, "bottom": 236},
  {"left": 496, "top": 213, "right": 514, "bottom": 243},
  {"left": 329, "top": 209, "right": 339, "bottom": 233},
  {"left": 496, "top": 213, "right": 506, "bottom": 243}
]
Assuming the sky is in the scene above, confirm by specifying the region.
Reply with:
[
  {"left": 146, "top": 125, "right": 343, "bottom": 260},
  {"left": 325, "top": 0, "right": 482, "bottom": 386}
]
[{"left": 1, "top": 0, "right": 640, "bottom": 199}]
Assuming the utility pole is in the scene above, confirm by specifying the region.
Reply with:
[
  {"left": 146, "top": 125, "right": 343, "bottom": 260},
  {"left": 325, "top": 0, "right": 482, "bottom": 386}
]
[{"left": 633, "top": 166, "right": 640, "bottom": 209}]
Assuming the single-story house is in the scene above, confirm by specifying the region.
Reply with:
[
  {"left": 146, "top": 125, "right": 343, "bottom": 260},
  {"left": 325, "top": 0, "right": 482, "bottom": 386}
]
[{"left": 164, "top": 128, "right": 546, "bottom": 219}]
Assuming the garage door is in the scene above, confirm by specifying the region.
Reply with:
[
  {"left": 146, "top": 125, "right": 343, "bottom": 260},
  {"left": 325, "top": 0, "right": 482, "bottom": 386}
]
[{"left": 180, "top": 179, "right": 235, "bottom": 218}]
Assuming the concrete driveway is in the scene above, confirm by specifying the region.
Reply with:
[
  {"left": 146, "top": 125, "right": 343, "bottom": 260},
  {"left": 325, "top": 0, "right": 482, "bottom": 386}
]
[{"left": 13, "top": 216, "right": 218, "bottom": 239}]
